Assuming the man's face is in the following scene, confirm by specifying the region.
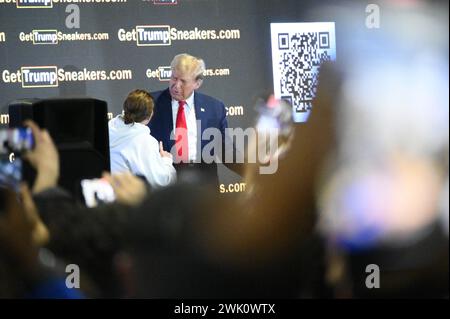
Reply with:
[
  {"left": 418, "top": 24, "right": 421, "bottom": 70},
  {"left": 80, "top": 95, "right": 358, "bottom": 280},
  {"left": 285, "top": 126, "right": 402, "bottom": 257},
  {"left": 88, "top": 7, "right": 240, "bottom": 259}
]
[{"left": 169, "top": 69, "right": 201, "bottom": 101}]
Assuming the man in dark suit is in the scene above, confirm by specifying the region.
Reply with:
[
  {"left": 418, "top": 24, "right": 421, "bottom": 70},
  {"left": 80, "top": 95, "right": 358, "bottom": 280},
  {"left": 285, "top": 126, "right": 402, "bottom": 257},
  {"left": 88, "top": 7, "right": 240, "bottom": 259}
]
[{"left": 149, "top": 53, "right": 238, "bottom": 185}]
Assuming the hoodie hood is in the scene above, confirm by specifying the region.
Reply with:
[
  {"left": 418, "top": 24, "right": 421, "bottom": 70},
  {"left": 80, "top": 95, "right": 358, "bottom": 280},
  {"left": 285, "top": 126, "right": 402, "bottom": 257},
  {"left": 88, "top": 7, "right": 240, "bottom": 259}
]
[{"left": 109, "top": 115, "right": 150, "bottom": 148}]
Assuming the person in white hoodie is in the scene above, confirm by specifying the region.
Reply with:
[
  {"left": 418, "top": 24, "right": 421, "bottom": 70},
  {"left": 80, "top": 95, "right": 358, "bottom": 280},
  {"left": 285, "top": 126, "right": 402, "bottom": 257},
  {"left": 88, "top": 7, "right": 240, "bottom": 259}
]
[{"left": 109, "top": 89, "right": 176, "bottom": 189}]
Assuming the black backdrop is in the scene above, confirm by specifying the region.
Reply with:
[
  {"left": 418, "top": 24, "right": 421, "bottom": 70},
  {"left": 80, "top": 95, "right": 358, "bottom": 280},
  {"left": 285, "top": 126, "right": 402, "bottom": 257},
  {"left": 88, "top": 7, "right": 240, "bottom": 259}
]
[{"left": 0, "top": 0, "right": 376, "bottom": 185}]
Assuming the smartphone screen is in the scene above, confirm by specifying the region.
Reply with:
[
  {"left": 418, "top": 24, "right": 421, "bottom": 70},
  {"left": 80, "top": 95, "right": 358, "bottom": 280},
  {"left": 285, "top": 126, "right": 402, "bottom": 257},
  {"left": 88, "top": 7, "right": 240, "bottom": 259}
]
[
  {"left": 0, "top": 127, "right": 34, "bottom": 155},
  {"left": 0, "top": 127, "right": 34, "bottom": 193},
  {"left": 81, "top": 178, "right": 115, "bottom": 208},
  {"left": 0, "top": 156, "right": 22, "bottom": 192}
]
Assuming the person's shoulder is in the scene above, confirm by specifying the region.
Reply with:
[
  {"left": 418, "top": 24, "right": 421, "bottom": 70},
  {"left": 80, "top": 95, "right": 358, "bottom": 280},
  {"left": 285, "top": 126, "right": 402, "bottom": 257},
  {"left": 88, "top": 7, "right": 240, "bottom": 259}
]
[
  {"left": 195, "top": 91, "right": 224, "bottom": 107},
  {"left": 150, "top": 89, "right": 170, "bottom": 102},
  {"left": 145, "top": 135, "right": 161, "bottom": 154},
  {"left": 108, "top": 114, "right": 124, "bottom": 126},
  {"left": 137, "top": 128, "right": 159, "bottom": 148}
]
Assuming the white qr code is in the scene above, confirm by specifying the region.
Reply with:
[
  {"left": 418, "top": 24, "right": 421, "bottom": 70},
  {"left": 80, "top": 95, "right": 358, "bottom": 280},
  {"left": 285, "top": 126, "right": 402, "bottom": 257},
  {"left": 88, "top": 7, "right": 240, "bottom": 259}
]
[{"left": 271, "top": 22, "right": 336, "bottom": 122}]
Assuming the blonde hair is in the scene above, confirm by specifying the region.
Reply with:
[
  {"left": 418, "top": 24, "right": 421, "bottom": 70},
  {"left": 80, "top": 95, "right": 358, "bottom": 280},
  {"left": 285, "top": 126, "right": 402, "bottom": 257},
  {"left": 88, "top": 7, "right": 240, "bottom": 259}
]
[{"left": 171, "top": 53, "right": 205, "bottom": 81}]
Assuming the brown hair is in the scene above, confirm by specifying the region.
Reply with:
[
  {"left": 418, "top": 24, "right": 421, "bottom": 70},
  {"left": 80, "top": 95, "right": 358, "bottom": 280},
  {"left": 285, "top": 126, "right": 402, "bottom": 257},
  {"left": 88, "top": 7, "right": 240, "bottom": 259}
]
[{"left": 123, "top": 89, "right": 154, "bottom": 124}]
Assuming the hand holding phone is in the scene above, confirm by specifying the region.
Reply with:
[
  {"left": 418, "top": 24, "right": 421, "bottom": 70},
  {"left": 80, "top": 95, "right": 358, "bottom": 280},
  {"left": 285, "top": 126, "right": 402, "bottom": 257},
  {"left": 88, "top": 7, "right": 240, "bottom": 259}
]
[
  {"left": 21, "top": 120, "right": 59, "bottom": 194},
  {"left": 102, "top": 172, "right": 148, "bottom": 207},
  {"left": 0, "top": 127, "right": 34, "bottom": 155},
  {"left": 81, "top": 178, "right": 116, "bottom": 208},
  {"left": 0, "top": 127, "right": 34, "bottom": 192}
]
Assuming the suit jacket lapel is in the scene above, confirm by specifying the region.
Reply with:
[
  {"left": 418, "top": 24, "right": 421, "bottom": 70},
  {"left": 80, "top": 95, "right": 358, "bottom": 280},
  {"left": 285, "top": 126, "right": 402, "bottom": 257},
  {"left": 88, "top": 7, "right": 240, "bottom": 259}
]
[
  {"left": 194, "top": 91, "right": 206, "bottom": 131},
  {"left": 161, "top": 89, "right": 175, "bottom": 151},
  {"left": 194, "top": 92, "right": 203, "bottom": 121}
]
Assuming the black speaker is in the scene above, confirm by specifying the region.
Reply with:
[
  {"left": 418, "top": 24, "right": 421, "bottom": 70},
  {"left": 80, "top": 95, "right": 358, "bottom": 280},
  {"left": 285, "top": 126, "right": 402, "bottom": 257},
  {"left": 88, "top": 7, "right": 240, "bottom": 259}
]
[{"left": 8, "top": 97, "right": 110, "bottom": 195}]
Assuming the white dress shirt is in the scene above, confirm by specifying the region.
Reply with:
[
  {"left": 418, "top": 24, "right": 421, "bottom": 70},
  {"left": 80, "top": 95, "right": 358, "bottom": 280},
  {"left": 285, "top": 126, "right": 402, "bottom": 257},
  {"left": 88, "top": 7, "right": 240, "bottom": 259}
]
[{"left": 171, "top": 92, "right": 197, "bottom": 162}]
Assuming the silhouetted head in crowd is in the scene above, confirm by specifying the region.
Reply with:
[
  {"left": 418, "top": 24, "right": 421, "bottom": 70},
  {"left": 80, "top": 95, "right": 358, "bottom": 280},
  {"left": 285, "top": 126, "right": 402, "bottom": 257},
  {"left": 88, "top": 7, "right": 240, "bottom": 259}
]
[
  {"left": 123, "top": 89, "right": 154, "bottom": 125},
  {"left": 117, "top": 181, "right": 324, "bottom": 298}
]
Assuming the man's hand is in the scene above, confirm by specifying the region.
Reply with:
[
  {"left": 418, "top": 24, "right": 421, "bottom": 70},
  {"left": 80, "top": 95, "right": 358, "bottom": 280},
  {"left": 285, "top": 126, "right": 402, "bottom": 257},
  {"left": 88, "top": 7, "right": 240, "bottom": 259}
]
[
  {"left": 102, "top": 172, "right": 148, "bottom": 206},
  {"left": 159, "top": 141, "right": 173, "bottom": 159},
  {"left": 23, "top": 120, "right": 59, "bottom": 193}
]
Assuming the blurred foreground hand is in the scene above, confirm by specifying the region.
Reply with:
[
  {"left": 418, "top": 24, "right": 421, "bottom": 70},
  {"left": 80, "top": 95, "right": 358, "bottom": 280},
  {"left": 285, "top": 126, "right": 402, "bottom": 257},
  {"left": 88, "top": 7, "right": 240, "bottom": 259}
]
[{"left": 102, "top": 172, "right": 148, "bottom": 207}]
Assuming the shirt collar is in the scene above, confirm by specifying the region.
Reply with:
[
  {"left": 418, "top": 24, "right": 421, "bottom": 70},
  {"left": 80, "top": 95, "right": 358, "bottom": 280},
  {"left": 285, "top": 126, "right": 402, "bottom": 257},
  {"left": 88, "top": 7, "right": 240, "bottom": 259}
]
[{"left": 172, "top": 91, "right": 195, "bottom": 111}]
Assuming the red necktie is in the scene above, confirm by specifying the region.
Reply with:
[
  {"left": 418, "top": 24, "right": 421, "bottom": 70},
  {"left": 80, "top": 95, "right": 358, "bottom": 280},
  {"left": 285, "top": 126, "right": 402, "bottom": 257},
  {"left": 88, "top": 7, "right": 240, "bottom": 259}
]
[{"left": 175, "top": 100, "right": 188, "bottom": 163}]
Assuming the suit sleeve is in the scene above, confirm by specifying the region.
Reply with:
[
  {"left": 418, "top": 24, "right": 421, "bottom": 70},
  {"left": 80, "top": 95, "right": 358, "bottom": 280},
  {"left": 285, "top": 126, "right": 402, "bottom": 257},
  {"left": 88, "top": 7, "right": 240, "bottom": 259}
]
[
  {"left": 218, "top": 100, "right": 245, "bottom": 175},
  {"left": 219, "top": 100, "right": 228, "bottom": 135}
]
